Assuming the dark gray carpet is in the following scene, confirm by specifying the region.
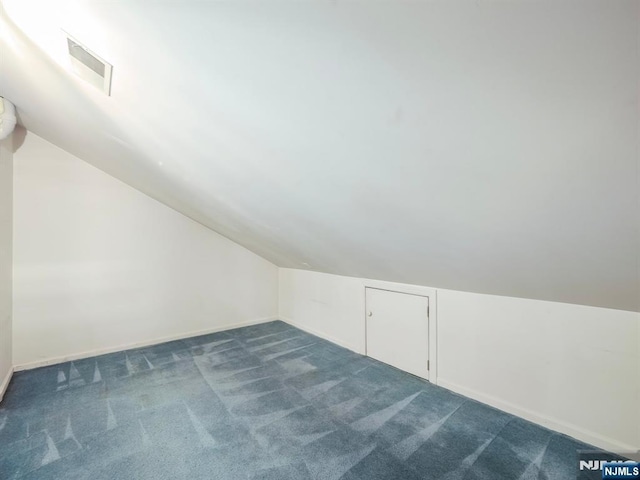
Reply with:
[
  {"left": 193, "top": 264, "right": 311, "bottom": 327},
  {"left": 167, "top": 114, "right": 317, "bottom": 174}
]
[{"left": 1, "top": 321, "right": 599, "bottom": 479}]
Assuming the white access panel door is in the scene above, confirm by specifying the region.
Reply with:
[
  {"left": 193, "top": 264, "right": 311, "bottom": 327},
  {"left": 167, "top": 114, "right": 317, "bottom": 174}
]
[{"left": 365, "top": 287, "right": 429, "bottom": 380}]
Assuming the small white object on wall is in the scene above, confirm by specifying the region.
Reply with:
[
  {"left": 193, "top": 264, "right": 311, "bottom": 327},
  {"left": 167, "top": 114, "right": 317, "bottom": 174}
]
[{"left": 0, "top": 97, "right": 17, "bottom": 141}]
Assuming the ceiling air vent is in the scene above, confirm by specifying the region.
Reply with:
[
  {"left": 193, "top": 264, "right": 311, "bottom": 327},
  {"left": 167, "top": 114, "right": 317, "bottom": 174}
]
[{"left": 64, "top": 32, "right": 113, "bottom": 95}]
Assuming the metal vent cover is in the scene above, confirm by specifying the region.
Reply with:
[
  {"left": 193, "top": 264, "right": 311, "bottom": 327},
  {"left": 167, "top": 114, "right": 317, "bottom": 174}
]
[{"left": 64, "top": 32, "right": 112, "bottom": 95}]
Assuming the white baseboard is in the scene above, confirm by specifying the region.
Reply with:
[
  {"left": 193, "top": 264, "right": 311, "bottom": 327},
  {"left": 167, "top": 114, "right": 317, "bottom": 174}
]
[
  {"left": 0, "top": 366, "right": 14, "bottom": 404},
  {"left": 13, "top": 316, "right": 279, "bottom": 372},
  {"left": 438, "top": 378, "right": 639, "bottom": 454},
  {"left": 280, "top": 316, "right": 362, "bottom": 354}
]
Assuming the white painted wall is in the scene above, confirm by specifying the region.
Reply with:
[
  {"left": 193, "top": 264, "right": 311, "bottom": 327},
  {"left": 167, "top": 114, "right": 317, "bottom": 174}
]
[
  {"left": 437, "top": 289, "right": 639, "bottom": 453},
  {"left": 0, "top": 132, "right": 13, "bottom": 399},
  {"left": 279, "top": 269, "right": 366, "bottom": 353},
  {"left": 279, "top": 268, "right": 640, "bottom": 452},
  {"left": 12, "top": 132, "right": 279, "bottom": 368}
]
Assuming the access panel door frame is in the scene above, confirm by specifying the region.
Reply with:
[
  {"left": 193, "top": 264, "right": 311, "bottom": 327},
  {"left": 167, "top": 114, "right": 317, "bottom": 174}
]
[{"left": 365, "top": 286, "right": 431, "bottom": 381}]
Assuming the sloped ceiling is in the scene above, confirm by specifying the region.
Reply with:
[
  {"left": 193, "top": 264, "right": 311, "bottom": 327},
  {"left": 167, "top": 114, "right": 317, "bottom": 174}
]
[{"left": 1, "top": 0, "right": 638, "bottom": 311}]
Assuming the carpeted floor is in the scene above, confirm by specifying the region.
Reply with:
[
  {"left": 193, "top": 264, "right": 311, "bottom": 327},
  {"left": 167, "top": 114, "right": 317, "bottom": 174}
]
[{"left": 1, "top": 320, "right": 599, "bottom": 479}]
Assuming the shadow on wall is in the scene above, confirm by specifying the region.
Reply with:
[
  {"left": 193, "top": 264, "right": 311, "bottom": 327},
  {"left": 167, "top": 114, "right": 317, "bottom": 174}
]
[{"left": 10, "top": 124, "right": 27, "bottom": 153}]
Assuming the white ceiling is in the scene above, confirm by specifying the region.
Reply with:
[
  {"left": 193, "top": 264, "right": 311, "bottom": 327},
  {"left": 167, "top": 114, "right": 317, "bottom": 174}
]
[{"left": 1, "top": 0, "right": 638, "bottom": 311}]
